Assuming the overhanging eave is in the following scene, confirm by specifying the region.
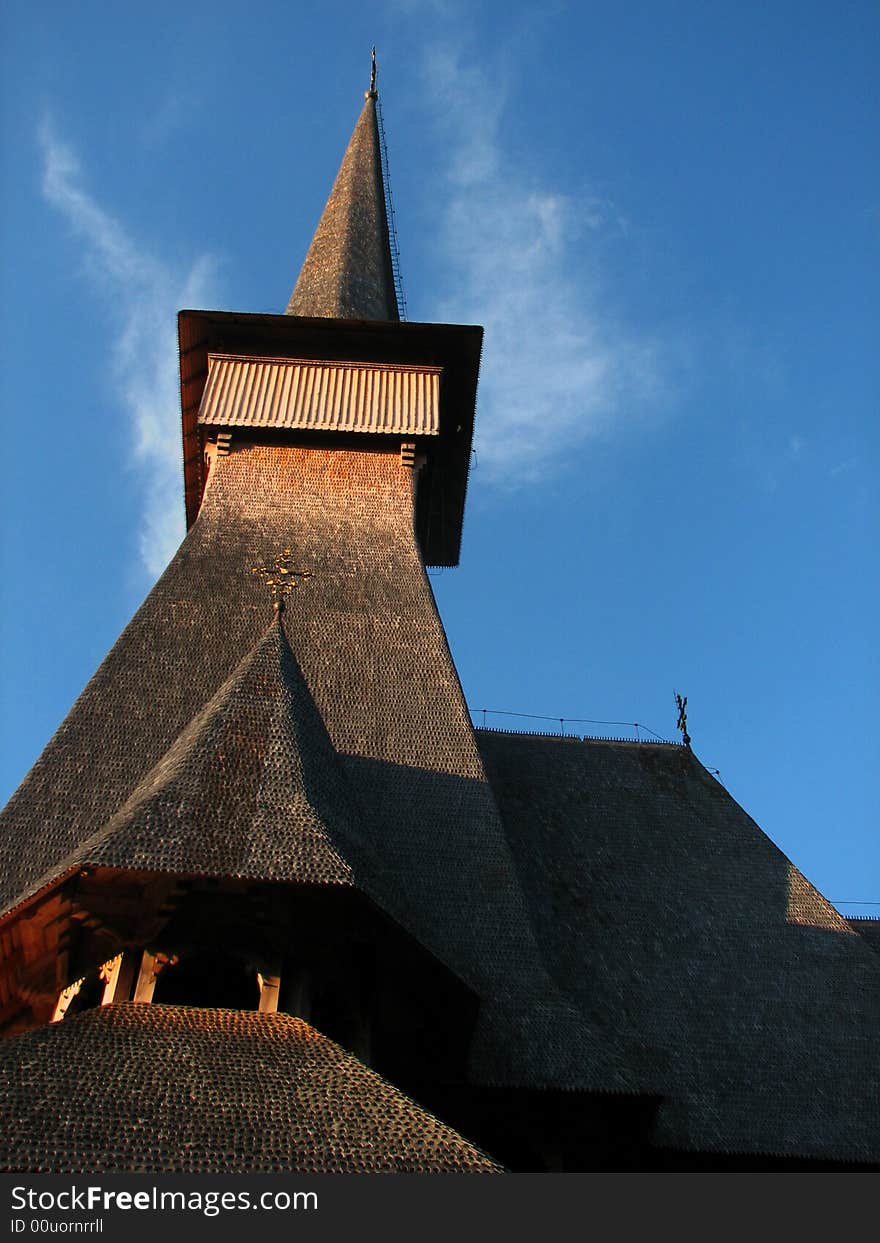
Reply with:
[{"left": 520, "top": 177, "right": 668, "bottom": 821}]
[{"left": 178, "top": 311, "right": 483, "bottom": 566}]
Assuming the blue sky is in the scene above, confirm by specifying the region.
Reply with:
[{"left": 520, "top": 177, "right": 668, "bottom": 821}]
[{"left": 1, "top": 1, "right": 877, "bottom": 917}]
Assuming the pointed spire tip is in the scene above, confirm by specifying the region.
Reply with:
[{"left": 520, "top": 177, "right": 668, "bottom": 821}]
[{"left": 286, "top": 48, "right": 399, "bottom": 321}]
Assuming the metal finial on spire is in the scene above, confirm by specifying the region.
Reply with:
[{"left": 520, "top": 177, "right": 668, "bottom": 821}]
[
  {"left": 674, "top": 692, "right": 691, "bottom": 749},
  {"left": 367, "top": 47, "right": 378, "bottom": 99}
]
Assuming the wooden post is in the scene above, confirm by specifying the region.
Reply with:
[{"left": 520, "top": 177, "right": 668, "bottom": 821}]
[
  {"left": 133, "top": 951, "right": 158, "bottom": 1003},
  {"left": 132, "top": 950, "right": 176, "bottom": 1003},
  {"left": 257, "top": 971, "right": 281, "bottom": 1014},
  {"left": 98, "top": 955, "right": 122, "bottom": 1005},
  {"left": 50, "top": 977, "right": 83, "bottom": 1023}
]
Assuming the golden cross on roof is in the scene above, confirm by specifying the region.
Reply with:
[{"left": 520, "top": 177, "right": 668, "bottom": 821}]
[{"left": 252, "top": 548, "right": 313, "bottom": 611}]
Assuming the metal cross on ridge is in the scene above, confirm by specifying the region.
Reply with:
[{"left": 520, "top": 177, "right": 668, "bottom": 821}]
[
  {"left": 675, "top": 692, "right": 691, "bottom": 748},
  {"left": 251, "top": 547, "right": 313, "bottom": 611}
]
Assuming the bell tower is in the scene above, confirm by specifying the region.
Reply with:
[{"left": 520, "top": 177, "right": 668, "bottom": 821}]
[{"left": 0, "top": 60, "right": 602, "bottom": 1173}]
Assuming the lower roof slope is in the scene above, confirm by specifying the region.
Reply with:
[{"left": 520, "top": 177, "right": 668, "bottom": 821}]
[
  {"left": 0, "top": 1004, "right": 502, "bottom": 1174},
  {"left": 476, "top": 730, "right": 880, "bottom": 1165}
]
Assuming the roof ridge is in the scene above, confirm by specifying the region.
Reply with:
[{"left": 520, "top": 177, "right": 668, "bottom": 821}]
[{"left": 474, "top": 725, "right": 680, "bottom": 746}]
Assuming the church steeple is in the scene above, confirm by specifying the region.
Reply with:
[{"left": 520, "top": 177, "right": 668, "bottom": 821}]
[{"left": 286, "top": 52, "right": 399, "bottom": 321}]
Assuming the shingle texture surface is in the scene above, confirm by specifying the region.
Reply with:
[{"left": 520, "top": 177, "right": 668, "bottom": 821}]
[
  {"left": 0, "top": 445, "right": 626, "bottom": 1093},
  {"left": 0, "top": 1004, "right": 502, "bottom": 1173},
  {"left": 476, "top": 729, "right": 880, "bottom": 1164},
  {"left": 9, "top": 620, "right": 368, "bottom": 897},
  {"left": 849, "top": 918, "right": 880, "bottom": 953},
  {"left": 286, "top": 95, "right": 398, "bottom": 320},
  {"left": 7, "top": 82, "right": 874, "bottom": 1174}
]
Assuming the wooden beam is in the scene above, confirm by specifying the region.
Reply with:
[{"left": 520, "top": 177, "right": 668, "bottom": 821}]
[{"left": 257, "top": 972, "right": 281, "bottom": 1014}]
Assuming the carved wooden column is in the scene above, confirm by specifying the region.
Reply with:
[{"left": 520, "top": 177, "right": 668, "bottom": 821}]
[
  {"left": 132, "top": 951, "right": 175, "bottom": 1003},
  {"left": 99, "top": 951, "right": 138, "bottom": 1004},
  {"left": 98, "top": 956, "right": 122, "bottom": 1004},
  {"left": 50, "top": 977, "right": 83, "bottom": 1023}
]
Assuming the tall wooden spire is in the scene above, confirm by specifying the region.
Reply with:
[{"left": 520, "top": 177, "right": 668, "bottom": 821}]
[{"left": 286, "top": 62, "right": 399, "bottom": 321}]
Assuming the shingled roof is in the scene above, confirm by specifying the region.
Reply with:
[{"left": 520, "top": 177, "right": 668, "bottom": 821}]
[
  {"left": 848, "top": 917, "right": 880, "bottom": 954},
  {"left": 1, "top": 617, "right": 380, "bottom": 919},
  {"left": 3, "top": 71, "right": 877, "bottom": 1174},
  {"left": 0, "top": 1005, "right": 502, "bottom": 1173},
  {"left": 476, "top": 729, "right": 880, "bottom": 1165},
  {"left": 0, "top": 445, "right": 638, "bottom": 1095},
  {"left": 286, "top": 90, "right": 398, "bottom": 320}
]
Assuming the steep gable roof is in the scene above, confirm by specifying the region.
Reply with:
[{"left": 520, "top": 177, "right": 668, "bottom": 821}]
[
  {"left": 2, "top": 618, "right": 371, "bottom": 916},
  {"left": 86, "top": 616, "right": 364, "bottom": 884}
]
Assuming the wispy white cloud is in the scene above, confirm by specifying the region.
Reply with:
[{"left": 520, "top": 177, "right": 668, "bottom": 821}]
[
  {"left": 140, "top": 88, "right": 193, "bottom": 150},
  {"left": 39, "top": 118, "right": 219, "bottom": 578},
  {"left": 423, "top": 49, "right": 664, "bottom": 484}
]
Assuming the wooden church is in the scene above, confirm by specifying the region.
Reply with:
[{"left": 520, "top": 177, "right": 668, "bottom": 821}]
[{"left": 1, "top": 69, "right": 878, "bottom": 1173}]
